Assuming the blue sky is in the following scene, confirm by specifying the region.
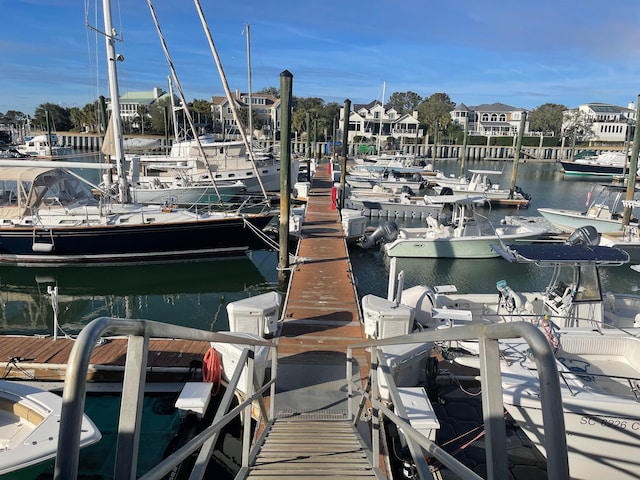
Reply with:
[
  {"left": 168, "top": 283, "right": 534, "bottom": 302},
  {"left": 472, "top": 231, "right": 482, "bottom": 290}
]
[{"left": 1, "top": 0, "right": 639, "bottom": 116}]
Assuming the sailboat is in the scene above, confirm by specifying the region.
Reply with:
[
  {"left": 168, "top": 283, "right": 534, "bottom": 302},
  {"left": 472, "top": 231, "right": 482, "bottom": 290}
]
[{"left": 0, "top": 0, "right": 275, "bottom": 267}]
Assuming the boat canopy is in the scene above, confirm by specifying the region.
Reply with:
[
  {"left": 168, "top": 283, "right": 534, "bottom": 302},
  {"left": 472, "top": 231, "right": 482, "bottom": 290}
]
[{"left": 492, "top": 243, "right": 630, "bottom": 266}]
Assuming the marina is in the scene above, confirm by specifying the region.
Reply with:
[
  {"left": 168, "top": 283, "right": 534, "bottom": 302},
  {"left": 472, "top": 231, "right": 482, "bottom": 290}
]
[{"left": 2, "top": 152, "right": 638, "bottom": 479}]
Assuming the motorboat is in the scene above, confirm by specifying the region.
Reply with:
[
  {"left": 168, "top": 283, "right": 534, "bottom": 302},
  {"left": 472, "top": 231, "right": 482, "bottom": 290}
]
[
  {"left": 0, "top": 381, "right": 101, "bottom": 478},
  {"left": 560, "top": 150, "right": 634, "bottom": 177},
  {"left": 0, "top": 165, "right": 274, "bottom": 266},
  {"left": 393, "top": 235, "right": 640, "bottom": 479},
  {"left": 538, "top": 183, "right": 639, "bottom": 233},
  {"left": 345, "top": 171, "right": 425, "bottom": 193},
  {"left": 376, "top": 195, "right": 545, "bottom": 258},
  {"left": 431, "top": 169, "right": 531, "bottom": 207},
  {"left": 497, "top": 330, "right": 640, "bottom": 480},
  {"left": 396, "top": 229, "right": 637, "bottom": 333},
  {"left": 343, "top": 189, "right": 444, "bottom": 219},
  {"left": 15, "top": 134, "right": 72, "bottom": 158},
  {"left": 599, "top": 199, "right": 640, "bottom": 260}
]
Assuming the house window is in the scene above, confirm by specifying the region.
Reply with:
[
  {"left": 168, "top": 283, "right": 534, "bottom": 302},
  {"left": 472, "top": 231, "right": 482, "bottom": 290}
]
[
  {"left": 490, "top": 114, "right": 498, "bottom": 122},
  {"left": 481, "top": 113, "right": 489, "bottom": 122},
  {"left": 499, "top": 114, "right": 506, "bottom": 122},
  {"left": 374, "top": 112, "right": 380, "bottom": 119}
]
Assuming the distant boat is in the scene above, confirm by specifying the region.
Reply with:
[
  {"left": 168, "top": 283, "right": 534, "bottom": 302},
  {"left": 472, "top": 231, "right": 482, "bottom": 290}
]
[
  {"left": 560, "top": 150, "right": 634, "bottom": 177},
  {"left": 15, "top": 134, "right": 73, "bottom": 158}
]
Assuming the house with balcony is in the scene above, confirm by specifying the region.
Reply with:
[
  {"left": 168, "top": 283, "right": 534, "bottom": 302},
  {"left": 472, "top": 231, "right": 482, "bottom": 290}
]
[
  {"left": 105, "top": 87, "right": 176, "bottom": 132},
  {"left": 211, "top": 90, "right": 280, "bottom": 139},
  {"left": 451, "top": 102, "right": 529, "bottom": 136},
  {"left": 563, "top": 102, "right": 636, "bottom": 144},
  {"left": 339, "top": 100, "right": 420, "bottom": 146}
]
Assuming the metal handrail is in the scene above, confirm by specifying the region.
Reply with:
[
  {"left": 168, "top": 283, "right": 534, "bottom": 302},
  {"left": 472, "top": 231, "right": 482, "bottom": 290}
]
[
  {"left": 347, "top": 321, "right": 570, "bottom": 480},
  {"left": 54, "top": 316, "right": 277, "bottom": 480}
]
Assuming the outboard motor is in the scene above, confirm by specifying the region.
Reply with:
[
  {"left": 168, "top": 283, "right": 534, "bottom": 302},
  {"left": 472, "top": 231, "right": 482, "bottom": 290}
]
[
  {"left": 565, "top": 225, "right": 600, "bottom": 246},
  {"left": 359, "top": 221, "right": 399, "bottom": 248},
  {"left": 400, "top": 185, "right": 415, "bottom": 196},
  {"left": 439, "top": 186, "right": 454, "bottom": 196},
  {"left": 514, "top": 185, "right": 531, "bottom": 200}
]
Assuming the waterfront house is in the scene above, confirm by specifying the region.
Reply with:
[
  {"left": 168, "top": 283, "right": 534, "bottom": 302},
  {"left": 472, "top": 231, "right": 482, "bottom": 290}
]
[{"left": 451, "top": 102, "right": 530, "bottom": 136}]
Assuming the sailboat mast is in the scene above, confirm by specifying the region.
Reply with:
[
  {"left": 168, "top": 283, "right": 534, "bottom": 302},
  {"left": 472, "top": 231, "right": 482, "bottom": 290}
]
[
  {"left": 246, "top": 24, "right": 253, "bottom": 142},
  {"left": 102, "top": 0, "right": 129, "bottom": 203},
  {"left": 193, "top": 0, "right": 267, "bottom": 198},
  {"left": 167, "top": 75, "right": 180, "bottom": 141},
  {"left": 376, "top": 81, "right": 386, "bottom": 155}
]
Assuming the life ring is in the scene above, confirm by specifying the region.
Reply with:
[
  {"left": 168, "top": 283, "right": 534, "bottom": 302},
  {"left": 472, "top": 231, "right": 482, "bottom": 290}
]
[{"left": 202, "top": 347, "right": 222, "bottom": 395}]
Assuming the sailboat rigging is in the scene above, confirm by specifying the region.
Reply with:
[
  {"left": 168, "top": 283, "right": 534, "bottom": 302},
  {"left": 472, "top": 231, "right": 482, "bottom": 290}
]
[{"left": 0, "top": 0, "right": 275, "bottom": 266}]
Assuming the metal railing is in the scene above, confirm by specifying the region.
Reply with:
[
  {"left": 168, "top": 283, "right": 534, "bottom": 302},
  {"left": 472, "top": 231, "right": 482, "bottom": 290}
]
[
  {"left": 347, "top": 321, "right": 570, "bottom": 480},
  {"left": 54, "top": 316, "right": 277, "bottom": 480}
]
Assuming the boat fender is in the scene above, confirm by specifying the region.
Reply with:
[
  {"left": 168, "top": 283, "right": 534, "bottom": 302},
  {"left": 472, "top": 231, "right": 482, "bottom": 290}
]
[
  {"left": 202, "top": 348, "right": 222, "bottom": 395},
  {"left": 292, "top": 188, "right": 298, "bottom": 199}
]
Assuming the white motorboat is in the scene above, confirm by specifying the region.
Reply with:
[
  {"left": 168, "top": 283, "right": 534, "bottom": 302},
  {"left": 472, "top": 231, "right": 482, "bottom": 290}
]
[
  {"left": 343, "top": 190, "right": 444, "bottom": 219},
  {"left": 497, "top": 331, "right": 640, "bottom": 480},
  {"left": 397, "top": 231, "right": 637, "bottom": 333},
  {"left": 378, "top": 195, "right": 545, "bottom": 258},
  {"left": 0, "top": 381, "right": 101, "bottom": 478},
  {"left": 431, "top": 169, "right": 531, "bottom": 207},
  {"left": 538, "top": 183, "right": 639, "bottom": 233},
  {"left": 345, "top": 171, "right": 425, "bottom": 193},
  {"left": 599, "top": 199, "right": 640, "bottom": 260},
  {"left": 15, "top": 134, "right": 72, "bottom": 158},
  {"left": 393, "top": 236, "right": 640, "bottom": 479}
]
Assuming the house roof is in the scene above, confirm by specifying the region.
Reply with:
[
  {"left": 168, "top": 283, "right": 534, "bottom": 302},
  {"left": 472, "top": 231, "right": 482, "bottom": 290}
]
[
  {"left": 120, "top": 90, "right": 163, "bottom": 105},
  {"left": 452, "top": 102, "right": 471, "bottom": 112},
  {"left": 471, "top": 102, "right": 524, "bottom": 112},
  {"left": 585, "top": 103, "right": 631, "bottom": 114}
]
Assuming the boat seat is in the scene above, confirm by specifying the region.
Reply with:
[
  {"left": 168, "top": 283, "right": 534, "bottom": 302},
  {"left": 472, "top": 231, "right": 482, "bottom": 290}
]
[{"left": 0, "top": 397, "right": 45, "bottom": 425}]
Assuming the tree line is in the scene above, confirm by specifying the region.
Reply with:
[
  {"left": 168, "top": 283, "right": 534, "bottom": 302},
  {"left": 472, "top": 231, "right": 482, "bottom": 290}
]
[{"left": 0, "top": 89, "right": 570, "bottom": 143}]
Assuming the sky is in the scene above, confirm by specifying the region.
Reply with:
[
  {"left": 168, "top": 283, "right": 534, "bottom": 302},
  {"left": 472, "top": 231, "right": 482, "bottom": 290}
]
[{"left": 1, "top": 0, "right": 639, "bottom": 116}]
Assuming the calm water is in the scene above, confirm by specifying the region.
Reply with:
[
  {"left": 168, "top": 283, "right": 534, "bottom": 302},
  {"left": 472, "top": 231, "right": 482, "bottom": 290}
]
[{"left": 1, "top": 155, "right": 638, "bottom": 335}]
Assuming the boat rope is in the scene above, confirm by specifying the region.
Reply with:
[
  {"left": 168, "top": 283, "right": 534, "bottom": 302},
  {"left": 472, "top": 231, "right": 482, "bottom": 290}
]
[
  {"left": 202, "top": 347, "right": 222, "bottom": 396},
  {"left": 242, "top": 217, "right": 298, "bottom": 264}
]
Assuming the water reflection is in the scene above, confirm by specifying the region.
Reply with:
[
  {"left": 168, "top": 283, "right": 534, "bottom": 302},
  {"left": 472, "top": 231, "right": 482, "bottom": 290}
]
[{"left": 0, "top": 251, "right": 279, "bottom": 335}]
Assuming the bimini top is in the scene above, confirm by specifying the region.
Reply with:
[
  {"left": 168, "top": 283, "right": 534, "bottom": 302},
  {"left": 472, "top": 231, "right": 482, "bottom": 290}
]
[{"left": 491, "top": 243, "right": 630, "bottom": 266}]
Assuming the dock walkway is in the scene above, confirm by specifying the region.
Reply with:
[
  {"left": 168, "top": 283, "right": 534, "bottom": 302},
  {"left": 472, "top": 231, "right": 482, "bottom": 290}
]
[{"left": 245, "top": 162, "right": 383, "bottom": 479}]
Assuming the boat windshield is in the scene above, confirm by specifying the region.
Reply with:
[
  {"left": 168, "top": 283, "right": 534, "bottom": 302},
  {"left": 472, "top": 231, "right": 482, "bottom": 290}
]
[
  {"left": 574, "top": 264, "right": 602, "bottom": 302},
  {"left": 26, "top": 169, "right": 98, "bottom": 208}
]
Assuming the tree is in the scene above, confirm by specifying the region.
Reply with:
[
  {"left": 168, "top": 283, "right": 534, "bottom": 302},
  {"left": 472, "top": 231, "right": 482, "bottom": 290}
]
[
  {"left": 417, "top": 93, "right": 455, "bottom": 137},
  {"left": 386, "top": 91, "right": 422, "bottom": 114},
  {"left": 33, "top": 103, "right": 72, "bottom": 131},
  {"left": 528, "top": 103, "right": 566, "bottom": 135},
  {"left": 562, "top": 109, "right": 594, "bottom": 145},
  {"left": 256, "top": 86, "right": 279, "bottom": 98}
]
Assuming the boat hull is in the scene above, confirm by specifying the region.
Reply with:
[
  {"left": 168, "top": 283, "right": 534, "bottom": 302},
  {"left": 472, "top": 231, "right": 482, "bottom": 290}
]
[
  {"left": 383, "top": 228, "right": 544, "bottom": 259},
  {"left": 0, "top": 215, "right": 274, "bottom": 266},
  {"left": 560, "top": 161, "right": 626, "bottom": 177},
  {"left": 537, "top": 207, "right": 626, "bottom": 233},
  {"left": 504, "top": 403, "right": 640, "bottom": 480}
]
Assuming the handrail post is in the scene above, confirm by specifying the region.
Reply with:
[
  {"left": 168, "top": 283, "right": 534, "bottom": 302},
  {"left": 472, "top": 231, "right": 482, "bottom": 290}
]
[
  {"left": 478, "top": 332, "right": 508, "bottom": 480},
  {"left": 370, "top": 346, "right": 379, "bottom": 469},
  {"left": 114, "top": 334, "right": 149, "bottom": 479},
  {"left": 242, "top": 347, "right": 256, "bottom": 468}
]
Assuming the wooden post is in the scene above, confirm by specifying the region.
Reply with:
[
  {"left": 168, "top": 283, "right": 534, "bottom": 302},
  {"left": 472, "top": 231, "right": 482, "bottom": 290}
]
[
  {"left": 510, "top": 112, "right": 527, "bottom": 198},
  {"left": 278, "top": 70, "right": 293, "bottom": 288},
  {"left": 305, "top": 112, "right": 311, "bottom": 181},
  {"left": 339, "top": 99, "right": 351, "bottom": 210},
  {"left": 622, "top": 94, "right": 640, "bottom": 226},
  {"left": 460, "top": 115, "right": 468, "bottom": 175}
]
